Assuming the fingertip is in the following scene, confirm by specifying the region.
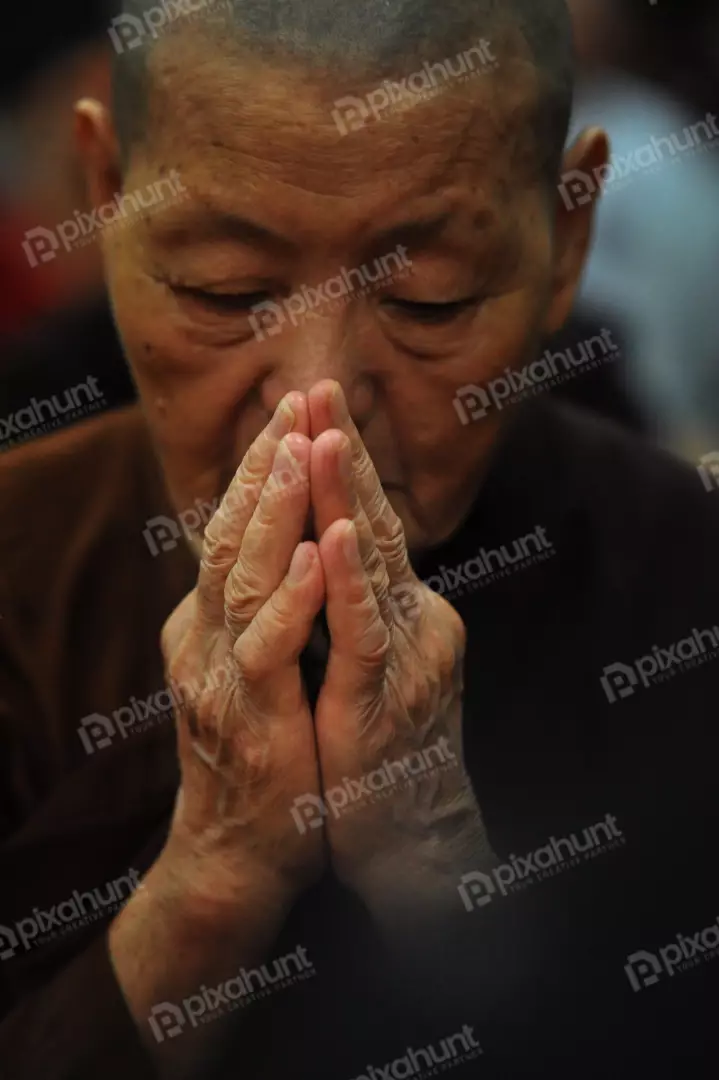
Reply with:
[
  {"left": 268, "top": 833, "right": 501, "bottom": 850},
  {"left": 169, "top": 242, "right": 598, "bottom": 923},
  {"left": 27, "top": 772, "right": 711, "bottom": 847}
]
[
  {"left": 280, "top": 431, "right": 312, "bottom": 461},
  {"left": 308, "top": 380, "right": 343, "bottom": 439},
  {"left": 284, "top": 391, "right": 310, "bottom": 436}
]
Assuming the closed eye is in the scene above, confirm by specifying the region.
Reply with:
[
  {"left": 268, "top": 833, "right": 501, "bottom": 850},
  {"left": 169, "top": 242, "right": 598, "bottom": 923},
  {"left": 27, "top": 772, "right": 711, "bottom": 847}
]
[
  {"left": 172, "top": 286, "right": 271, "bottom": 314},
  {"left": 386, "top": 297, "right": 479, "bottom": 323}
]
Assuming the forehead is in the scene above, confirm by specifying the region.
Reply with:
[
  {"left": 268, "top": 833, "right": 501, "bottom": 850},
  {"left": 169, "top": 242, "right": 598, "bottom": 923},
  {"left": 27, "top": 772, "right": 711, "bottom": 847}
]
[{"left": 134, "top": 32, "right": 535, "bottom": 217}]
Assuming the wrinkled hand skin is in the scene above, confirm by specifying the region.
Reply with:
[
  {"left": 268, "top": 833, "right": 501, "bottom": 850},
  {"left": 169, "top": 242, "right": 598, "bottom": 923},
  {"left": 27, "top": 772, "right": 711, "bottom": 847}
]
[
  {"left": 160, "top": 392, "right": 327, "bottom": 910},
  {"left": 308, "top": 381, "right": 495, "bottom": 911}
]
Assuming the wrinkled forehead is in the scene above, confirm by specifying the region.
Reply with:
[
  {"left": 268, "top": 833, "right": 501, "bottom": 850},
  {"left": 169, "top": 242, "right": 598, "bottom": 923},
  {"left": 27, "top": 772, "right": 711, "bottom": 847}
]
[{"left": 131, "top": 28, "right": 538, "bottom": 200}]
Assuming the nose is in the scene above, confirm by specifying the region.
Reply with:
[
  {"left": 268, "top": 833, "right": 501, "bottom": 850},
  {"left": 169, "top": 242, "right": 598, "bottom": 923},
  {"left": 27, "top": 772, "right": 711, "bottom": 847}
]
[{"left": 261, "top": 311, "right": 375, "bottom": 430}]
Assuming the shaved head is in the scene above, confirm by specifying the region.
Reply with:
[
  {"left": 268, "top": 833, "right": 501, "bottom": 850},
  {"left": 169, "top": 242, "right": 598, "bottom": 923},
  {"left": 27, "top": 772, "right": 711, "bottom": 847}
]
[{"left": 111, "top": 0, "right": 574, "bottom": 183}]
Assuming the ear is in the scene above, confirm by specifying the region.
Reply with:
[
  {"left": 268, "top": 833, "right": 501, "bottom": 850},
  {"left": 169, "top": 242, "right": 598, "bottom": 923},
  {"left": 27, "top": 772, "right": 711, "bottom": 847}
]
[
  {"left": 73, "top": 98, "right": 123, "bottom": 213},
  {"left": 541, "top": 126, "right": 611, "bottom": 337}
]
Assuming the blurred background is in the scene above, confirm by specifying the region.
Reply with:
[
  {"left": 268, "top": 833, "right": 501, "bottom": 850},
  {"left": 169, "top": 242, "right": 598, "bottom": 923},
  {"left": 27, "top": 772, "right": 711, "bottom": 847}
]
[{"left": 0, "top": 0, "right": 717, "bottom": 457}]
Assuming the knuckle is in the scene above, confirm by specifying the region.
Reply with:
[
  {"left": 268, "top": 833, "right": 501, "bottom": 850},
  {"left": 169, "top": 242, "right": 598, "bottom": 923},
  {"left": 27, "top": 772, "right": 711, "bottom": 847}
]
[
  {"left": 200, "top": 527, "right": 236, "bottom": 577},
  {"left": 232, "top": 626, "right": 272, "bottom": 682},
  {"left": 224, "top": 570, "right": 264, "bottom": 628},
  {"left": 384, "top": 516, "right": 407, "bottom": 557},
  {"left": 355, "top": 450, "right": 376, "bottom": 488},
  {"left": 390, "top": 582, "right": 422, "bottom": 620}
]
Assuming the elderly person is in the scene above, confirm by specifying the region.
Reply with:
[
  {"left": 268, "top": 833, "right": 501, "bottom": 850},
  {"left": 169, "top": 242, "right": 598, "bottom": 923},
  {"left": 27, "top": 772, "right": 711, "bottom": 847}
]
[{"left": 1, "top": 2, "right": 718, "bottom": 1079}]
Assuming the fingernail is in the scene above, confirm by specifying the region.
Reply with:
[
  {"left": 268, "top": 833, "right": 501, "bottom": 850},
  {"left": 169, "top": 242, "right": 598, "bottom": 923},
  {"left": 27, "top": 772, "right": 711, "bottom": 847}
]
[
  {"left": 269, "top": 399, "right": 295, "bottom": 439},
  {"left": 338, "top": 441, "right": 354, "bottom": 485},
  {"left": 330, "top": 384, "right": 350, "bottom": 427},
  {"left": 288, "top": 544, "right": 313, "bottom": 584},
  {"left": 343, "top": 521, "right": 362, "bottom": 569}
]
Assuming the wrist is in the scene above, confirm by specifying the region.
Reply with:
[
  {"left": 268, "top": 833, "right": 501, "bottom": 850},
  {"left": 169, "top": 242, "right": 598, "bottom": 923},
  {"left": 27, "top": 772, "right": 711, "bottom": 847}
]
[{"left": 152, "top": 830, "right": 295, "bottom": 932}]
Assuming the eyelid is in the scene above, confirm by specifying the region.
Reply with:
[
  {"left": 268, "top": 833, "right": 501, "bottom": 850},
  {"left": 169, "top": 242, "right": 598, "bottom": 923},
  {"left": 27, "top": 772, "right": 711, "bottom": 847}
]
[
  {"left": 172, "top": 284, "right": 269, "bottom": 298},
  {"left": 387, "top": 296, "right": 480, "bottom": 318},
  {"left": 390, "top": 297, "right": 478, "bottom": 308}
]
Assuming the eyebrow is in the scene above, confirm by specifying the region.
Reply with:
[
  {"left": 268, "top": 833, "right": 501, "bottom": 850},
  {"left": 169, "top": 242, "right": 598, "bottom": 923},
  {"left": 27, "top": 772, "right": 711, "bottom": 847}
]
[
  {"left": 149, "top": 203, "right": 497, "bottom": 256},
  {"left": 149, "top": 207, "right": 297, "bottom": 255},
  {"left": 366, "top": 207, "right": 498, "bottom": 259}
]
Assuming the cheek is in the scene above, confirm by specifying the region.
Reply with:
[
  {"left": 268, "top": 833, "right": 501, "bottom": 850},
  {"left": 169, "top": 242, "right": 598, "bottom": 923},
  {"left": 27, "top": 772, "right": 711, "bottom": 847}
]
[
  {"left": 380, "top": 370, "right": 501, "bottom": 546},
  {"left": 109, "top": 257, "right": 265, "bottom": 454},
  {"left": 107, "top": 256, "right": 269, "bottom": 510},
  {"left": 374, "top": 291, "right": 543, "bottom": 541}
]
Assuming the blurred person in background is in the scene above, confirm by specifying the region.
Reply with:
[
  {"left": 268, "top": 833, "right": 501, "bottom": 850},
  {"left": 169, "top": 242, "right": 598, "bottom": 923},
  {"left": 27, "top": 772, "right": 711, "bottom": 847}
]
[
  {"left": 0, "top": 1, "right": 113, "bottom": 342},
  {"left": 0, "top": 0, "right": 137, "bottom": 439},
  {"left": 567, "top": 0, "right": 719, "bottom": 454}
]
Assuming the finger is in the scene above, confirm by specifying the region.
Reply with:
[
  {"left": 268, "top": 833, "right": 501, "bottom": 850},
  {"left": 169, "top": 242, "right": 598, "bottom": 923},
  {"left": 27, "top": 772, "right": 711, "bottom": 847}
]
[
  {"left": 224, "top": 434, "right": 311, "bottom": 640},
  {"left": 319, "top": 519, "right": 390, "bottom": 695},
  {"left": 311, "top": 429, "right": 392, "bottom": 629},
  {"left": 197, "top": 392, "right": 307, "bottom": 625},
  {"left": 308, "top": 380, "right": 412, "bottom": 584},
  {"left": 233, "top": 542, "right": 325, "bottom": 681}
]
